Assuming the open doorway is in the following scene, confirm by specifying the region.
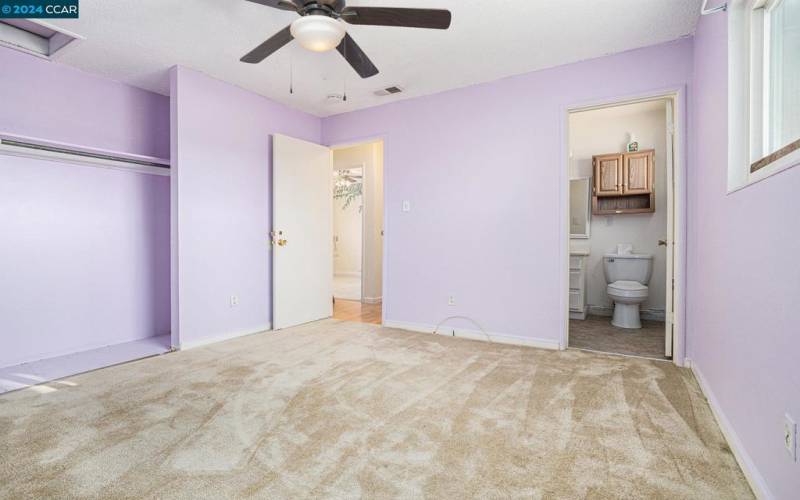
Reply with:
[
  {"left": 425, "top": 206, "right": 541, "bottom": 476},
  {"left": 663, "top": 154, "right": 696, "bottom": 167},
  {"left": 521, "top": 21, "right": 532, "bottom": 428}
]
[
  {"left": 332, "top": 165, "right": 364, "bottom": 301},
  {"left": 565, "top": 97, "right": 677, "bottom": 360},
  {"left": 331, "top": 140, "right": 384, "bottom": 324}
]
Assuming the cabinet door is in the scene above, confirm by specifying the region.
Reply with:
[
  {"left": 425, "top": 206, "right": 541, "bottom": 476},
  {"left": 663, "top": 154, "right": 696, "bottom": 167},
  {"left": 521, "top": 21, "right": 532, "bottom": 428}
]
[
  {"left": 593, "top": 154, "right": 623, "bottom": 196},
  {"left": 624, "top": 151, "right": 654, "bottom": 194}
]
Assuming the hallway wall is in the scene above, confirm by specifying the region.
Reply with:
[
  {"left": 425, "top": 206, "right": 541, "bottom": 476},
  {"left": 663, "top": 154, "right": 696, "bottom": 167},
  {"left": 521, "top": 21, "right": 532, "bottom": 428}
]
[{"left": 332, "top": 169, "right": 363, "bottom": 276}]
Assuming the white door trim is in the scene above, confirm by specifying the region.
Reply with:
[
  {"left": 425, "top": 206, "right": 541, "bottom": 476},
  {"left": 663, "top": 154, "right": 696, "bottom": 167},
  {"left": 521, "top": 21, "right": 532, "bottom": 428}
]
[
  {"left": 560, "top": 86, "right": 687, "bottom": 366},
  {"left": 664, "top": 99, "right": 676, "bottom": 358}
]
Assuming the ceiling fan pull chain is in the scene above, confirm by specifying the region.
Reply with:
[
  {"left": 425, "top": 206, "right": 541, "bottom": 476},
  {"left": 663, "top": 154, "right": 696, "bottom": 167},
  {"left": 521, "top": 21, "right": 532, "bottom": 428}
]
[{"left": 289, "top": 56, "right": 294, "bottom": 95}]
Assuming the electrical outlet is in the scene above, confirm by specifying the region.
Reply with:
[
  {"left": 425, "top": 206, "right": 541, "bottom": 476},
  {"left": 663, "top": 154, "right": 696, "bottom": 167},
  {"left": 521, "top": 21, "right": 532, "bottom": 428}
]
[
  {"left": 230, "top": 295, "right": 239, "bottom": 307},
  {"left": 785, "top": 414, "right": 797, "bottom": 461},
  {"left": 448, "top": 295, "right": 456, "bottom": 306}
]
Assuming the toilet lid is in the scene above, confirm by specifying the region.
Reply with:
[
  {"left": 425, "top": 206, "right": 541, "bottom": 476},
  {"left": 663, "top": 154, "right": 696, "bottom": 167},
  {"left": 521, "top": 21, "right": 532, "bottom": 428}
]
[{"left": 609, "top": 280, "right": 647, "bottom": 291}]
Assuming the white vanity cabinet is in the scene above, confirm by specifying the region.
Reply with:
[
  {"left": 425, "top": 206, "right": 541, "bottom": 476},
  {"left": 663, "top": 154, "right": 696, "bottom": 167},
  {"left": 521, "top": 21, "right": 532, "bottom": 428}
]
[{"left": 569, "top": 251, "right": 589, "bottom": 320}]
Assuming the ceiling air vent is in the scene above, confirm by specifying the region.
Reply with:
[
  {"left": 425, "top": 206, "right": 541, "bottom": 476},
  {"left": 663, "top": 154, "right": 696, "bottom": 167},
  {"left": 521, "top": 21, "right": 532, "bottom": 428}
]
[
  {"left": 0, "top": 19, "right": 82, "bottom": 59},
  {"left": 374, "top": 86, "right": 404, "bottom": 96}
]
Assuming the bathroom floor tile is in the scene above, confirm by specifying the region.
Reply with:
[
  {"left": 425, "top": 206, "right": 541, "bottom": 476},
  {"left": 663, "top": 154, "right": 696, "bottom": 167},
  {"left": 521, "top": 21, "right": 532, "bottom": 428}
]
[{"left": 569, "top": 315, "right": 667, "bottom": 360}]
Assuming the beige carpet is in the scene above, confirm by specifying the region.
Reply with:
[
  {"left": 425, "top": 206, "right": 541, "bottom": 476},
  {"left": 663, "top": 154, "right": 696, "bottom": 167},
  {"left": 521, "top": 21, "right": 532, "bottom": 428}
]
[{"left": 0, "top": 320, "right": 752, "bottom": 499}]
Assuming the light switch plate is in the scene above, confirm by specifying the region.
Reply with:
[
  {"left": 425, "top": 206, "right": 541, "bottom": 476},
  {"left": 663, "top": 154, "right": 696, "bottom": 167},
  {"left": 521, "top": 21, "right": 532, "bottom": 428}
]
[{"left": 402, "top": 200, "right": 410, "bottom": 212}]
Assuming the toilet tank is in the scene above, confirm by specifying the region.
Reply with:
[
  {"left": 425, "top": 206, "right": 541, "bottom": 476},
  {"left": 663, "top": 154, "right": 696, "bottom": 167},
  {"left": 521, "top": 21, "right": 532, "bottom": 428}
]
[{"left": 603, "top": 253, "right": 653, "bottom": 284}]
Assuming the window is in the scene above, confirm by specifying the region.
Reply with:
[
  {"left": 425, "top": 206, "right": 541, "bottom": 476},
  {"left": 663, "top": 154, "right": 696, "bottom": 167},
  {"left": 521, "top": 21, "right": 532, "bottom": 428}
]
[{"left": 728, "top": 0, "right": 800, "bottom": 191}]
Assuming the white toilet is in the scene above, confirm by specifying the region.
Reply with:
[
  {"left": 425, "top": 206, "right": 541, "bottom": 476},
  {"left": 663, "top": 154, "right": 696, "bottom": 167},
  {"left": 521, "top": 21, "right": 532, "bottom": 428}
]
[{"left": 603, "top": 251, "right": 653, "bottom": 329}]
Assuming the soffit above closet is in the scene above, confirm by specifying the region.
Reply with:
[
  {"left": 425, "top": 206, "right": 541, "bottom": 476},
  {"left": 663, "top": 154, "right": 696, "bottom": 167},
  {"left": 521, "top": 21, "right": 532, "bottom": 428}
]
[{"left": 45, "top": 0, "right": 702, "bottom": 117}]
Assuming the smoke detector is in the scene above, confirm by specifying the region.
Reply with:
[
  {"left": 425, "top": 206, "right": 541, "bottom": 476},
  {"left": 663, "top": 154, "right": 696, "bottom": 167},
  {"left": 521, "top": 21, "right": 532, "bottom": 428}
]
[
  {"left": 374, "top": 85, "right": 404, "bottom": 96},
  {"left": 326, "top": 93, "right": 345, "bottom": 103}
]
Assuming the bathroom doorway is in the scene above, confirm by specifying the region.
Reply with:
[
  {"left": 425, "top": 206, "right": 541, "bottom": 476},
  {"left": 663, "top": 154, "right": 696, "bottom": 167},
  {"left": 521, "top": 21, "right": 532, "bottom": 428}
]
[
  {"left": 563, "top": 94, "right": 681, "bottom": 361},
  {"left": 331, "top": 140, "right": 384, "bottom": 324}
]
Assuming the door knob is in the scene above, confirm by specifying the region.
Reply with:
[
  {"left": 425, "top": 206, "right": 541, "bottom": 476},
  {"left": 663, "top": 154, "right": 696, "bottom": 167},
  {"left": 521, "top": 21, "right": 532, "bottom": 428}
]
[
  {"left": 658, "top": 239, "right": 667, "bottom": 246},
  {"left": 270, "top": 230, "right": 286, "bottom": 246}
]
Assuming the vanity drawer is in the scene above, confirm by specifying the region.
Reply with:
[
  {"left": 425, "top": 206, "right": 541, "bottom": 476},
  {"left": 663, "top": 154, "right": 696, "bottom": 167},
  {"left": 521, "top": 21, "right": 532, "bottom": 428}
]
[
  {"left": 569, "top": 270, "right": 582, "bottom": 289},
  {"left": 569, "top": 290, "right": 582, "bottom": 310},
  {"left": 569, "top": 256, "right": 584, "bottom": 270}
]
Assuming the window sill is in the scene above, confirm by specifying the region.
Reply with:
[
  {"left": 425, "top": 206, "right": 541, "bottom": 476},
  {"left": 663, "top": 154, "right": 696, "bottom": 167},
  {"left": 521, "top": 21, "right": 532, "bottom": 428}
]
[
  {"left": 751, "top": 138, "right": 800, "bottom": 173},
  {"left": 727, "top": 146, "right": 800, "bottom": 195}
]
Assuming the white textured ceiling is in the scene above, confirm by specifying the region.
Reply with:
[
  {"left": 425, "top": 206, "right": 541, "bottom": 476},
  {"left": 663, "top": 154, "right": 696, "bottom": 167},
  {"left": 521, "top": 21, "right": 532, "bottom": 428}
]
[{"left": 46, "top": 0, "right": 702, "bottom": 117}]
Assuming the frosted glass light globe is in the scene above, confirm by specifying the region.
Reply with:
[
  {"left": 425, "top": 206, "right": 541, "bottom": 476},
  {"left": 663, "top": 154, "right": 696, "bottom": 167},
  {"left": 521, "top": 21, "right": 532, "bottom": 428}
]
[{"left": 290, "top": 16, "right": 346, "bottom": 52}]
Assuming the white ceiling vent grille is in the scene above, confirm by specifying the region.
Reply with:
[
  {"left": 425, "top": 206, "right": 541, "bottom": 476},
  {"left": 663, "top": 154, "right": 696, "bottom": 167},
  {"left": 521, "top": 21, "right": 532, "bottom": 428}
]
[
  {"left": 0, "top": 19, "right": 82, "bottom": 59},
  {"left": 374, "top": 86, "right": 404, "bottom": 96}
]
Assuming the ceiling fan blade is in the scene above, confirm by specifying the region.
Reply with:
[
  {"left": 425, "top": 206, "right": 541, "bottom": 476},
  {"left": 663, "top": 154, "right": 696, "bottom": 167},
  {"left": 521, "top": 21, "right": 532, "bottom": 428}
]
[
  {"left": 241, "top": 25, "right": 293, "bottom": 63},
  {"left": 244, "top": 0, "right": 299, "bottom": 12},
  {"left": 341, "top": 7, "right": 451, "bottom": 29},
  {"left": 336, "top": 33, "right": 379, "bottom": 78}
]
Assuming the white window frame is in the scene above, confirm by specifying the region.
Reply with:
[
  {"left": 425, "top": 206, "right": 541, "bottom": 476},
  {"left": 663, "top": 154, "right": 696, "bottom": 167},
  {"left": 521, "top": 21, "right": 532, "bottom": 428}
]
[{"left": 728, "top": 0, "right": 800, "bottom": 192}]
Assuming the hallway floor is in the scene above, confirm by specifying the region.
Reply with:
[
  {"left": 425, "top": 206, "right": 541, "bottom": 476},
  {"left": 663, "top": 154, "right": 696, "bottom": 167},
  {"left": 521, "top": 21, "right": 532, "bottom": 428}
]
[
  {"left": 333, "top": 299, "right": 381, "bottom": 324},
  {"left": 569, "top": 315, "right": 667, "bottom": 360}
]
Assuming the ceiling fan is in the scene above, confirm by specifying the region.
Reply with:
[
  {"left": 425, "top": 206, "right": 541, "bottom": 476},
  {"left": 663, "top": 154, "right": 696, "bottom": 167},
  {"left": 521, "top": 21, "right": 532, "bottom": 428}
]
[{"left": 241, "top": 0, "right": 452, "bottom": 78}]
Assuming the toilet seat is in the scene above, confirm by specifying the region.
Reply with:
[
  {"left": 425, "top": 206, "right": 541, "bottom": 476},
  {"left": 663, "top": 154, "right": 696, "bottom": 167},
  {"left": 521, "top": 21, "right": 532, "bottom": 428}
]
[{"left": 607, "top": 280, "right": 648, "bottom": 298}]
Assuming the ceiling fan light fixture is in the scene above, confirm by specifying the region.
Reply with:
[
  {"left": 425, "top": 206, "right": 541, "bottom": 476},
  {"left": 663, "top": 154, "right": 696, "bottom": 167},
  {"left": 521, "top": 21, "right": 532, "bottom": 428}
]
[{"left": 290, "top": 15, "right": 346, "bottom": 52}]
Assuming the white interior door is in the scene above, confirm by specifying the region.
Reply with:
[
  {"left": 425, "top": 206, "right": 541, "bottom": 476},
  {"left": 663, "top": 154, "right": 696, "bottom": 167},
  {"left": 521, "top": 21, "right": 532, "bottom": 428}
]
[
  {"left": 272, "top": 134, "right": 332, "bottom": 330},
  {"left": 664, "top": 99, "right": 675, "bottom": 358}
]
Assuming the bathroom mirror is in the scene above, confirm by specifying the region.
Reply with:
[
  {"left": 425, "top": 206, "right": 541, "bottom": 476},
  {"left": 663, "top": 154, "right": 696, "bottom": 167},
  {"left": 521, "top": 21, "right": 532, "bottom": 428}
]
[{"left": 570, "top": 177, "right": 592, "bottom": 239}]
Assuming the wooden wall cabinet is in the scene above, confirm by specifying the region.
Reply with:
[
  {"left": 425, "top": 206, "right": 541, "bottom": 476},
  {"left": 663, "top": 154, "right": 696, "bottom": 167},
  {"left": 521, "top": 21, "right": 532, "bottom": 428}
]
[
  {"left": 592, "top": 149, "right": 654, "bottom": 215},
  {"left": 593, "top": 154, "right": 624, "bottom": 196},
  {"left": 623, "top": 151, "right": 653, "bottom": 195}
]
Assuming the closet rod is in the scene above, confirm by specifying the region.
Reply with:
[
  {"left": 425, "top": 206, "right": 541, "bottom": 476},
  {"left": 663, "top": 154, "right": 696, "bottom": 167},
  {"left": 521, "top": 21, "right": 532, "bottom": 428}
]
[{"left": 0, "top": 135, "right": 170, "bottom": 176}]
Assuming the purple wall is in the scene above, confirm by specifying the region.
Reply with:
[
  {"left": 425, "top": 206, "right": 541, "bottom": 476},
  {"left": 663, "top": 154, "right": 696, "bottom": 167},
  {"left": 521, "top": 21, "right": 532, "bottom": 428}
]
[
  {"left": 0, "top": 157, "right": 170, "bottom": 367},
  {"left": 689, "top": 13, "right": 800, "bottom": 499},
  {"left": 0, "top": 47, "right": 169, "bottom": 159},
  {"left": 322, "top": 39, "right": 693, "bottom": 346},
  {"left": 0, "top": 47, "right": 170, "bottom": 366},
  {"left": 170, "top": 66, "right": 321, "bottom": 346}
]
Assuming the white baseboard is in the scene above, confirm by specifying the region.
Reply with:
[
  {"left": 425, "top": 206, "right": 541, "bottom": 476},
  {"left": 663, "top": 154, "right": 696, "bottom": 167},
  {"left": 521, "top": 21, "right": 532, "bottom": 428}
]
[
  {"left": 689, "top": 359, "right": 773, "bottom": 500},
  {"left": 383, "top": 320, "right": 560, "bottom": 351},
  {"left": 588, "top": 305, "right": 665, "bottom": 322},
  {"left": 178, "top": 323, "right": 272, "bottom": 351},
  {"left": 363, "top": 296, "right": 382, "bottom": 304}
]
